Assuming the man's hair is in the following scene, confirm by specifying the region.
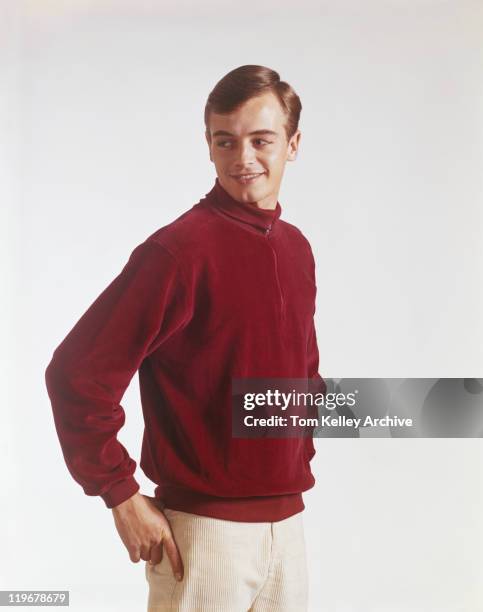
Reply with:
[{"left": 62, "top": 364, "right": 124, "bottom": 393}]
[{"left": 204, "top": 65, "right": 302, "bottom": 142}]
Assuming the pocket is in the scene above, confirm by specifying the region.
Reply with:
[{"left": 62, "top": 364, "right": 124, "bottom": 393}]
[
  {"left": 163, "top": 507, "right": 195, "bottom": 520},
  {"left": 163, "top": 507, "right": 181, "bottom": 519},
  {"left": 149, "top": 547, "right": 174, "bottom": 577}
]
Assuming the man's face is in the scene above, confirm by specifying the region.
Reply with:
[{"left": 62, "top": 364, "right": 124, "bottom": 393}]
[{"left": 205, "top": 91, "right": 301, "bottom": 210}]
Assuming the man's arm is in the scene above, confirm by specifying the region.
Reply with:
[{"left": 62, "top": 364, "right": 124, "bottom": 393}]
[
  {"left": 305, "top": 241, "right": 327, "bottom": 456},
  {"left": 306, "top": 241, "right": 327, "bottom": 395},
  {"left": 307, "top": 317, "right": 327, "bottom": 396},
  {"left": 45, "top": 239, "right": 191, "bottom": 508}
]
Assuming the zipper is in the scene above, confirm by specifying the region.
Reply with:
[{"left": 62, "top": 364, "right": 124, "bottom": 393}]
[{"left": 265, "top": 224, "right": 285, "bottom": 319}]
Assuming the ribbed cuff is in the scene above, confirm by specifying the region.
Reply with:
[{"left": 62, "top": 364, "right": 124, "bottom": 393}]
[{"left": 101, "top": 477, "right": 140, "bottom": 509}]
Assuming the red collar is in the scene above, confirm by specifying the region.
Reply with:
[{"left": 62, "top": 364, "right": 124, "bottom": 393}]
[{"left": 204, "top": 177, "right": 282, "bottom": 234}]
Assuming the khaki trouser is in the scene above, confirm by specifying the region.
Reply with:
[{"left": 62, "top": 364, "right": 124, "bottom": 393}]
[{"left": 145, "top": 508, "right": 308, "bottom": 611}]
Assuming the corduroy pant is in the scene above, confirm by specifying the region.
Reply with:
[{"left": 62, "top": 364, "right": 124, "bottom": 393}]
[{"left": 145, "top": 508, "right": 308, "bottom": 611}]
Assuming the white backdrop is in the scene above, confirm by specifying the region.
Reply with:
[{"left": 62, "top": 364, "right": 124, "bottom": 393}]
[{"left": 2, "top": 1, "right": 483, "bottom": 610}]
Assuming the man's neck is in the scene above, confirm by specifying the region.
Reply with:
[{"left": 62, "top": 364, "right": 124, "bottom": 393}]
[
  {"left": 254, "top": 197, "right": 277, "bottom": 211},
  {"left": 246, "top": 190, "right": 279, "bottom": 211}
]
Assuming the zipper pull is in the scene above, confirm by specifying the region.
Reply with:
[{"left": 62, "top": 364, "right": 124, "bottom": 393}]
[{"left": 265, "top": 224, "right": 272, "bottom": 235}]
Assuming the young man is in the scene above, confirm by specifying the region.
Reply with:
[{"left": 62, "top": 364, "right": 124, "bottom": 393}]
[{"left": 45, "top": 64, "right": 326, "bottom": 611}]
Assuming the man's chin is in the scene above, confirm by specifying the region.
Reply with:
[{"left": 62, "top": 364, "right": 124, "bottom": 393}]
[{"left": 234, "top": 186, "right": 265, "bottom": 204}]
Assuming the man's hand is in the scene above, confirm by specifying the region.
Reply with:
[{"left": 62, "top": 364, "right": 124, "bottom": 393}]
[{"left": 111, "top": 492, "right": 184, "bottom": 581}]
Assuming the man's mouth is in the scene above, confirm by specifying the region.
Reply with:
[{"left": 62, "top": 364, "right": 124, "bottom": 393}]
[{"left": 230, "top": 172, "right": 266, "bottom": 184}]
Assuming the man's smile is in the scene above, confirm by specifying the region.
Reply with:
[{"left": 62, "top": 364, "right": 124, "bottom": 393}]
[{"left": 230, "top": 172, "right": 266, "bottom": 184}]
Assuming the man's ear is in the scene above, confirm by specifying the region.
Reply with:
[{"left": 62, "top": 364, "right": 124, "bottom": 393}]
[
  {"left": 205, "top": 131, "right": 213, "bottom": 162},
  {"left": 287, "top": 130, "right": 301, "bottom": 162}
]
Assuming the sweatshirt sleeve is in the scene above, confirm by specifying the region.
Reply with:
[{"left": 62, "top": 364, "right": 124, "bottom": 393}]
[
  {"left": 306, "top": 241, "right": 327, "bottom": 397},
  {"left": 305, "top": 245, "right": 326, "bottom": 461},
  {"left": 45, "top": 239, "right": 192, "bottom": 509},
  {"left": 307, "top": 318, "right": 327, "bottom": 396}
]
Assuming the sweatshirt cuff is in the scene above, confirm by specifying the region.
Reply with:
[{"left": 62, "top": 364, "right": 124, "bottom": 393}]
[{"left": 100, "top": 477, "right": 140, "bottom": 509}]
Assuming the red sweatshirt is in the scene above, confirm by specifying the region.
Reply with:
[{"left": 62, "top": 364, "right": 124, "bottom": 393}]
[{"left": 45, "top": 177, "right": 326, "bottom": 522}]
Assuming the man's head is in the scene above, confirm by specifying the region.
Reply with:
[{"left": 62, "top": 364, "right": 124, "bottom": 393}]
[{"left": 204, "top": 65, "right": 302, "bottom": 210}]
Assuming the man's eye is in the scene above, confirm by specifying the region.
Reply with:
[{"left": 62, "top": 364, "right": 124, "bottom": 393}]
[{"left": 215, "top": 139, "right": 272, "bottom": 148}]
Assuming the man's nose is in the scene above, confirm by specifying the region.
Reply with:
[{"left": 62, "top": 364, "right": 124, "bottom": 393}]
[{"left": 235, "top": 142, "right": 256, "bottom": 167}]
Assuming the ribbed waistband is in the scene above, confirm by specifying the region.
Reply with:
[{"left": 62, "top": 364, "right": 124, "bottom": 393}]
[{"left": 154, "top": 486, "right": 305, "bottom": 523}]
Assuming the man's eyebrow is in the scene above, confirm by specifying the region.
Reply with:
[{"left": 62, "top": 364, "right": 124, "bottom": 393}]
[{"left": 212, "top": 129, "right": 278, "bottom": 138}]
